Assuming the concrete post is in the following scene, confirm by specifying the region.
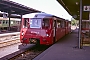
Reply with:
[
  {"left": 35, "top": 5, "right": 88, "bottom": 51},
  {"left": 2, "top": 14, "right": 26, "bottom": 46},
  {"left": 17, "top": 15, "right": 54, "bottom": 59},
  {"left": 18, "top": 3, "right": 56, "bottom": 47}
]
[{"left": 79, "top": 0, "right": 82, "bottom": 49}]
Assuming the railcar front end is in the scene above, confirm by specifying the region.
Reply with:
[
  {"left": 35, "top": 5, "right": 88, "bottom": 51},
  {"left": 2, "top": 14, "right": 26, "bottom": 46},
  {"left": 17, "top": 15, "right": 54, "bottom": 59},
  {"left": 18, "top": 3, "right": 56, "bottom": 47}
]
[{"left": 20, "top": 18, "right": 53, "bottom": 45}]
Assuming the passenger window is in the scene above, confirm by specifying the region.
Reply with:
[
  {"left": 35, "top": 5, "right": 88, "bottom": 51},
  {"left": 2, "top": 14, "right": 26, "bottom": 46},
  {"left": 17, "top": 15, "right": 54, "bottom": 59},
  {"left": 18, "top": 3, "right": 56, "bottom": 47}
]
[
  {"left": 18, "top": 21, "right": 19, "bottom": 24},
  {"left": 6, "top": 20, "right": 8, "bottom": 24},
  {"left": 3, "top": 20, "right": 5, "bottom": 24}
]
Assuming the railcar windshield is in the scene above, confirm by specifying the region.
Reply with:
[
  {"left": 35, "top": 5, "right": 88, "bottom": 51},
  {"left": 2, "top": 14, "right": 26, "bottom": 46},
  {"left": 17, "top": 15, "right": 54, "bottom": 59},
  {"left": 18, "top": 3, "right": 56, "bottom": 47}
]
[
  {"left": 30, "top": 18, "right": 42, "bottom": 28},
  {"left": 42, "top": 18, "right": 50, "bottom": 29},
  {"left": 29, "top": 18, "right": 50, "bottom": 29}
]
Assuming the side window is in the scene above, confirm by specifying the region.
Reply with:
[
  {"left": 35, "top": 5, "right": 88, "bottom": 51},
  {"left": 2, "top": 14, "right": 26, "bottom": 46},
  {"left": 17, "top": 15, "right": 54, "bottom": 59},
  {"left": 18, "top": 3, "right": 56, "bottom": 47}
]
[
  {"left": 13, "top": 21, "right": 15, "bottom": 24},
  {"left": 57, "top": 20, "right": 61, "bottom": 28},
  {"left": 18, "top": 21, "right": 19, "bottom": 24},
  {"left": 61, "top": 20, "right": 65, "bottom": 28},
  {"left": 11, "top": 21, "right": 13, "bottom": 24},
  {"left": 68, "top": 22, "right": 71, "bottom": 27},
  {"left": 3, "top": 20, "right": 5, "bottom": 24},
  {"left": 63, "top": 21, "right": 65, "bottom": 28},
  {"left": 6, "top": 20, "right": 8, "bottom": 24},
  {"left": 23, "top": 18, "right": 29, "bottom": 28}
]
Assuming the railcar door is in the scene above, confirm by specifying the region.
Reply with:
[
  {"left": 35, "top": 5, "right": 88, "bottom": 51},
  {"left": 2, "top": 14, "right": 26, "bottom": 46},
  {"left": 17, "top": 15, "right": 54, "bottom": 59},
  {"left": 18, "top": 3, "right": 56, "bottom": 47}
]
[{"left": 53, "top": 20, "right": 57, "bottom": 43}]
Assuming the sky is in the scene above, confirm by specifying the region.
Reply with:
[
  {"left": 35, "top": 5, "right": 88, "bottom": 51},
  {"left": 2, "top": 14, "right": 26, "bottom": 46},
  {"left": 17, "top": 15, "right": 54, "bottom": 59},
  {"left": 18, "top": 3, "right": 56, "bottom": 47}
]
[{"left": 10, "top": 0, "right": 72, "bottom": 21}]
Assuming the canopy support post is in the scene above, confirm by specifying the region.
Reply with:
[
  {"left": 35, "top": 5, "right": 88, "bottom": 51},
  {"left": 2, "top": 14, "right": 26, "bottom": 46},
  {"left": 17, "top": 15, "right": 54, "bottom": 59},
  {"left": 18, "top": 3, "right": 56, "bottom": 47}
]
[{"left": 79, "top": 0, "right": 83, "bottom": 49}]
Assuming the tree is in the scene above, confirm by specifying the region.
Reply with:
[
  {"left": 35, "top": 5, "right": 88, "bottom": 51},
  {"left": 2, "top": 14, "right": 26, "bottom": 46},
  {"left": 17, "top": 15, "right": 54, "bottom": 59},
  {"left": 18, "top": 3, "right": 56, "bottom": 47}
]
[{"left": 71, "top": 18, "right": 79, "bottom": 26}]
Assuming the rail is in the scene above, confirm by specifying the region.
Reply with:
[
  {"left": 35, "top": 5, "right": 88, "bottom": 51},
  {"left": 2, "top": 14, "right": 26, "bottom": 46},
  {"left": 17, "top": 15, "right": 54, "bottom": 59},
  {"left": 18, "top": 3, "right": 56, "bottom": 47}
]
[{"left": 0, "top": 32, "right": 20, "bottom": 48}]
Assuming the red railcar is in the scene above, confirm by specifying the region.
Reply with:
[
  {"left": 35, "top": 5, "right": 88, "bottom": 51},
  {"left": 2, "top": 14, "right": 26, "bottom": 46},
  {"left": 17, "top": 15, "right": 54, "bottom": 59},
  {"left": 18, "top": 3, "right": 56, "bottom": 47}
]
[
  {"left": 65, "top": 20, "right": 71, "bottom": 34},
  {"left": 20, "top": 13, "right": 71, "bottom": 45}
]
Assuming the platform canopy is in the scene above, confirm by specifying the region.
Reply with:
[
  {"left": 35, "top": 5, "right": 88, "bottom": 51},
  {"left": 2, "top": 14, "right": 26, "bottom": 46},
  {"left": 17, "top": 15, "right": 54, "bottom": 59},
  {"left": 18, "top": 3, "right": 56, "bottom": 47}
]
[
  {"left": 0, "top": 13, "right": 21, "bottom": 18},
  {"left": 57, "top": 0, "right": 89, "bottom": 20},
  {"left": 0, "top": 0, "right": 41, "bottom": 15}
]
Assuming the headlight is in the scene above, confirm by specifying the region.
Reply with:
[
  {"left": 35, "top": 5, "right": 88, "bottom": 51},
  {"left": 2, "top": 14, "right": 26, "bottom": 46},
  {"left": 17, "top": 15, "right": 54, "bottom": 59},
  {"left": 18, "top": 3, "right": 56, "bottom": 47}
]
[
  {"left": 22, "top": 32, "right": 24, "bottom": 36},
  {"left": 46, "top": 34, "right": 49, "bottom": 37}
]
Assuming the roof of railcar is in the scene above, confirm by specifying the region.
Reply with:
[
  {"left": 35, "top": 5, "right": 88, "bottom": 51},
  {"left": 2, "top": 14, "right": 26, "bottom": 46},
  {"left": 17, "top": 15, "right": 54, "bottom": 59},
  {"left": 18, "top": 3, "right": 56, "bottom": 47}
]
[{"left": 34, "top": 13, "right": 65, "bottom": 20}]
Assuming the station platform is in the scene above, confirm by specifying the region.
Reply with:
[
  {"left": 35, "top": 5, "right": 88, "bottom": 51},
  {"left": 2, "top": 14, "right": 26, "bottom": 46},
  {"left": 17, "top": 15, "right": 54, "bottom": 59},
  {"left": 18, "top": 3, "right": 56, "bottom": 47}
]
[
  {"left": 33, "top": 29, "right": 90, "bottom": 60},
  {"left": 0, "top": 32, "right": 20, "bottom": 37}
]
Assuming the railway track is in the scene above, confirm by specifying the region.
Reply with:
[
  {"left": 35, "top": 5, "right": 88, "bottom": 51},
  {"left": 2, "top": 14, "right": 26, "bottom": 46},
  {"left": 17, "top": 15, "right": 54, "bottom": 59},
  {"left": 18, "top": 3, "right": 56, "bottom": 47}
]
[
  {"left": 0, "top": 33, "right": 20, "bottom": 48},
  {"left": 9, "top": 45, "right": 50, "bottom": 60},
  {"left": 0, "top": 32, "right": 50, "bottom": 60},
  {"left": 0, "top": 38, "right": 20, "bottom": 48}
]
